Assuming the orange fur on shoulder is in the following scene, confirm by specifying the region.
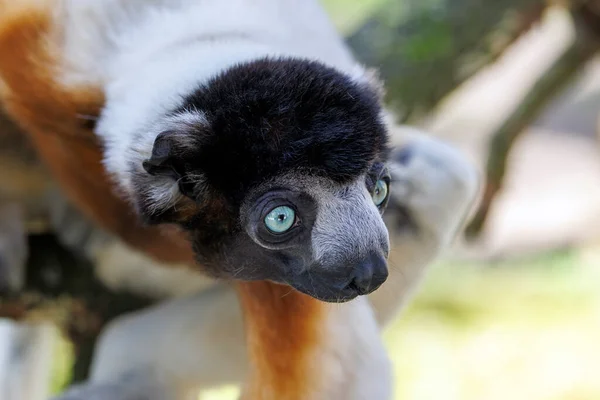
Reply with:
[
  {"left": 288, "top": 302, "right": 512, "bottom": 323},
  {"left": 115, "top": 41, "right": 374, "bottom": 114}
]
[
  {"left": 0, "top": 2, "right": 329, "bottom": 398},
  {"left": 236, "top": 281, "right": 327, "bottom": 400}
]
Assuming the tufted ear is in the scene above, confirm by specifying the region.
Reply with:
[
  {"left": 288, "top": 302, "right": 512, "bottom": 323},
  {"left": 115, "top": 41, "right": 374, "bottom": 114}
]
[
  {"left": 141, "top": 130, "right": 201, "bottom": 199},
  {"left": 143, "top": 130, "right": 185, "bottom": 180},
  {"left": 132, "top": 129, "right": 205, "bottom": 225}
]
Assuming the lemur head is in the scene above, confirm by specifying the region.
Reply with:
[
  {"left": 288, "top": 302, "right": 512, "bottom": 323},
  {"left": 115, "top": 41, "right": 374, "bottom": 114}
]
[{"left": 131, "top": 57, "right": 391, "bottom": 302}]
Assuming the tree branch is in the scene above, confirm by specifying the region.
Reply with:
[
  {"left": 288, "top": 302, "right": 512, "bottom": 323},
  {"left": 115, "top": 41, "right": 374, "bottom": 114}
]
[{"left": 465, "top": 5, "right": 600, "bottom": 238}]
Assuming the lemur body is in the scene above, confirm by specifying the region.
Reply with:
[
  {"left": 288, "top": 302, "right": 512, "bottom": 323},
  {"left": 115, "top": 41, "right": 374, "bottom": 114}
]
[{"left": 0, "top": 1, "right": 479, "bottom": 399}]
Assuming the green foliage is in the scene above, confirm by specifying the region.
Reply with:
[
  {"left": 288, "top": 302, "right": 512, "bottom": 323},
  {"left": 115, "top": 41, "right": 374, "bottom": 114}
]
[
  {"left": 324, "top": 0, "right": 546, "bottom": 121},
  {"left": 320, "top": 0, "right": 388, "bottom": 34}
]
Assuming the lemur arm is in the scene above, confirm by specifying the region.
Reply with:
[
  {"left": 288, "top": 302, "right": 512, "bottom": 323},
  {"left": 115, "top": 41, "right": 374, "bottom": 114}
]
[{"left": 57, "top": 284, "right": 390, "bottom": 400}]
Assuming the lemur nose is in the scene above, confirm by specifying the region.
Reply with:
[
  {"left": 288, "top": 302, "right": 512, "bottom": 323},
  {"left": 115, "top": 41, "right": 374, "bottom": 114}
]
[{"left": 347, "top": 252, "right": 388, "bottom": 296}]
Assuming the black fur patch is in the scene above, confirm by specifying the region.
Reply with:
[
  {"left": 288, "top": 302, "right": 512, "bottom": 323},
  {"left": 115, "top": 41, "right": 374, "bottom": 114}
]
[{"left": 173, "top": 57, "right": 389, "bottom": 206}]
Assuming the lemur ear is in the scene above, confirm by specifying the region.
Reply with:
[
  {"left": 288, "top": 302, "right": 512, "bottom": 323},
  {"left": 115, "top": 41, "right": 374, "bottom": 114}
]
[
  {"left": 134, "top": 129, "right": 205, "bottom": 225},
  {"left": 142, "top": 130, "right": 183, "bottom": 180},
  {"left": 141, "top": 130, "right": 201, "bottom": 200}
]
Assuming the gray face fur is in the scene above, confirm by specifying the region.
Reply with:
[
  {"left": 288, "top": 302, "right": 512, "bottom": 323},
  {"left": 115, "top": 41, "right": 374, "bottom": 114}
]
[
  {"left": 310, "top": 178, "right": 390, "bottom": 267},
  {"left": 237, "top": 172, "right": 391, "bottom": 302}
]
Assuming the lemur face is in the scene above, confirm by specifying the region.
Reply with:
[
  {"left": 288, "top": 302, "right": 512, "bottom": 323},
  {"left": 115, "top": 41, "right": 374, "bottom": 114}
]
[{"left": 133, "top": 58, "right": 391, "bottom": 302}]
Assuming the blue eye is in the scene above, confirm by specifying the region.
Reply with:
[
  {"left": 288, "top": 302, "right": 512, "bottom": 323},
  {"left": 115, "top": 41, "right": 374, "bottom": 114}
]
[
  {"left": 264, "top": 206, "right": 296, "bottom": 233},
  {"left": 372, "top": 179, "right": 388, "bottom": 206}
]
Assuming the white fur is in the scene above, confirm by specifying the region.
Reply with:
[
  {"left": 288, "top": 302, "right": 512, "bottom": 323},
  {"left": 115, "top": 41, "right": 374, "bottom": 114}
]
[{"left": 93, "top": 241, "right": 217, "bottom": 299}]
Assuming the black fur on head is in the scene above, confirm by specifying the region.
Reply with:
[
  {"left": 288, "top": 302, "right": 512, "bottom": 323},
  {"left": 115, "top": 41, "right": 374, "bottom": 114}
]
[
  {"left": 182, "top": 57, "right": 386, "bottom": 198},
  {"left": 132, "top": 57, "right": 392, "bottom": 300}
]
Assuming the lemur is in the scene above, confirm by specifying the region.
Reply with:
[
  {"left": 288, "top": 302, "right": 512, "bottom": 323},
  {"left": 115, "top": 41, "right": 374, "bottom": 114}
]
[{"left": 0, "top": 1, "right": 479, "bottom": 399}]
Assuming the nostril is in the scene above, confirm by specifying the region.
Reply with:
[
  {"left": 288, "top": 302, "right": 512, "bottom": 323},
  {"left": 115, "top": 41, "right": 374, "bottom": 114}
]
[
  {"left": 346, "top": 252, "right": 388, "bottom": 296},
  {"left": 346, "top": 279, "right": 364, "bottom": 295},
  {"left": 348, "top": 266, "right": 374, "bottom": 295}
]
